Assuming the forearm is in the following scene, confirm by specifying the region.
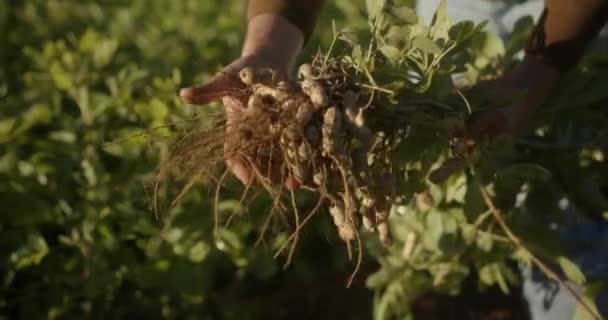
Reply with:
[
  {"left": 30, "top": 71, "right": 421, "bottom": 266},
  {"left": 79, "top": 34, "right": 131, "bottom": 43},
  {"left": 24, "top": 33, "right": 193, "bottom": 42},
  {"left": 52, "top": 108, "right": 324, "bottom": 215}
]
[
  {"left": 510, "top": 0, "right": 608, "bottom": 115},
  {"left": 242, "top": 14, "right": 304, "bottom": 71},
  {"left": 247, "top": 0, "right": 325, "bottom": 43},
  {"left": 526, "top": 0, "right": 608, "bottom": 72},
  {"left": 243, "top": 0, "right": 326, "bottom": 71}
]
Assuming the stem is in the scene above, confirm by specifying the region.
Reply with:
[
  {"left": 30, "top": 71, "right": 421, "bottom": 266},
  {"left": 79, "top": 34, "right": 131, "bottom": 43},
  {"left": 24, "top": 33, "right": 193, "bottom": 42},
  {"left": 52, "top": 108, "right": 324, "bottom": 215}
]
[
  {"left": 469, "top": 164, "right": 601, "bottom": 320},
  {"left": 323, "top": 21, "right": 340, "bottom": 69},
  {"left": 426, "top": 43, "right": 457, "bottom": 75},
  {"left": 283, "top": 191, "right": 301, "bottom": 268},
  {"left": 358, "top": 83, "right": 395, "bottom": 95},
  {"left": 273, "top": 197, "right": 324, "bottom": 259}
]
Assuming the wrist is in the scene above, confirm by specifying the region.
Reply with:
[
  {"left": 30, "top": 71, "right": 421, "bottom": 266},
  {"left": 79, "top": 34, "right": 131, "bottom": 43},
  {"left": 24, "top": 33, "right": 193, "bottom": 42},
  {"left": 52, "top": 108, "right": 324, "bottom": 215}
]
[
  {"left": 512, "top": 55, "right": 560, "bottom": 96},
  {"left": 509, "top": 54, "right": 561, "bottom": 113},
  {"left": 242, "top": 14, "right": 304, "bottom": 73}
]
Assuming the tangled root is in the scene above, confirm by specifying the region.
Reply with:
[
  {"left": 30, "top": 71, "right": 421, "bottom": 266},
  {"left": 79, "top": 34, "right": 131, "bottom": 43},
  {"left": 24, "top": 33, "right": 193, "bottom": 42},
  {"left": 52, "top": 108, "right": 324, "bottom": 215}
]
[{"left": 158, "top": 54, "right": 444, "bottom": 280}]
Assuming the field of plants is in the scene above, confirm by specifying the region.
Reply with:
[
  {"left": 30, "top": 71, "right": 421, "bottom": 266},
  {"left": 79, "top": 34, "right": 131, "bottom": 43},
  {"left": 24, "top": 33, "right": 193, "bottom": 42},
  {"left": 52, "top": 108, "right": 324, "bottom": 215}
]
[{"left": 1, "top": 1, "right": 608, "bottom": 319}]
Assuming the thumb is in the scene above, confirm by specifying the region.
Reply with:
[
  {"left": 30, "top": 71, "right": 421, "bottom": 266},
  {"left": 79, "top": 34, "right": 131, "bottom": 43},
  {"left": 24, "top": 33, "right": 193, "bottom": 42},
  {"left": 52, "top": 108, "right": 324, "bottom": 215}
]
[{"left": 179, "top": 71, "right": 244, "bottom": 105}]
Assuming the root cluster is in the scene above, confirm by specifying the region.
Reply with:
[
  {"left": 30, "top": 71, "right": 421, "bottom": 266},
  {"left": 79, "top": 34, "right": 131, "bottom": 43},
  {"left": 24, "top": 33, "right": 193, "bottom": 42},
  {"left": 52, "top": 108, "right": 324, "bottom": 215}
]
[
  {"left": 158, "top": 53, "right": 435, "bottom": 269},
  {"left": 217, "top": 55, "right": 410, "bottom": 246}
]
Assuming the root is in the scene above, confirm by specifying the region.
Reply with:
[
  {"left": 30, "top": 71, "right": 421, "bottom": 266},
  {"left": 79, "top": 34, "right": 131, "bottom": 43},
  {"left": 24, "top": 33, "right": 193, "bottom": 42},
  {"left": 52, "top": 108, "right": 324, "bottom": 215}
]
[
  {"left": 284, "top": 191, "right": 301, "bottom": 268},
  {"left": 157, "top": 58, "right": 425, "bottom": 283},
  {"left": 213, "top": 168, "right": 230, "bottom": 237},
  {"left": 273, "top": 196, "right": 324, "bottom": 261},
  {"left": 346, "top": 228, "right": 363, "bottom": 288}
]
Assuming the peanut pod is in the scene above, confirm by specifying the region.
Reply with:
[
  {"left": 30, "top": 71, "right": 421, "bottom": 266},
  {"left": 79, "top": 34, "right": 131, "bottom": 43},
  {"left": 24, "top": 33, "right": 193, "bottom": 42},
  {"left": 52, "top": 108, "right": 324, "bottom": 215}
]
[
  {"left": 301, "top": 79, "right": 329, "bottom": 108},
  {"left": 252, "top": 84, "right": 289, "bottom": 102},
  {"left": 239, "top": 67, "right": 277, "bottom": 86},
  {"left": 297, "top": 63, "right": 315, "bottom": 80}
]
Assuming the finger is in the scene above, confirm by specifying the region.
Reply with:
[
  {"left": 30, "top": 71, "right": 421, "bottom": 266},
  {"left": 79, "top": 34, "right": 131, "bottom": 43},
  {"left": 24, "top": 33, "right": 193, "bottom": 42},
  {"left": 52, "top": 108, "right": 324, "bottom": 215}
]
[
  {"left": 179, "top": 71, "right": 243, "bottom": 105},
  {"left": 284, "top": 176, "right": 299, "bottom": 191},
  {"left": 226, "top": 157, "right": 253, "bottom": 186}
]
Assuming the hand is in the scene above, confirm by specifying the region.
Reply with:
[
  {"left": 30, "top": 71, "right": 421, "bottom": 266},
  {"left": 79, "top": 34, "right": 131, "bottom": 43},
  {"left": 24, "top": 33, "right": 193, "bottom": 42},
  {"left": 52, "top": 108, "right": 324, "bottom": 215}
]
[
  {"left": 466, "top": 54, "right": 561, "bottom": 143},
  {"left": 179, "top": 54, "right": 285, "bottom": 186},
  {"left": 430, "top": 55, "right": 560, "bottom": 184},
  {"left": 179, "top": 14, "right": 304, "bottom": 189}
]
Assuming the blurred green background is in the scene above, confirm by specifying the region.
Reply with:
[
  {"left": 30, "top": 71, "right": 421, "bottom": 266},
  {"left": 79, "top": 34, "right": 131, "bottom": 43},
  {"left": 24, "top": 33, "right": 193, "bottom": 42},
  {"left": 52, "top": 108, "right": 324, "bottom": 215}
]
[{"left": 0, "top": 1, "right": 380, "bottom": 319}]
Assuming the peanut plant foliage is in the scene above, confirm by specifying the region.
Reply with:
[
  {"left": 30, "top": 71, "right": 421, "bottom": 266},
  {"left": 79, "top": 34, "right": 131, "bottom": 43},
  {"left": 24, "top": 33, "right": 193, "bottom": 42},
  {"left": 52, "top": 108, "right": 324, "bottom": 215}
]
[{"left": 1, "top": 0, "right": 607, "bottom": 319}]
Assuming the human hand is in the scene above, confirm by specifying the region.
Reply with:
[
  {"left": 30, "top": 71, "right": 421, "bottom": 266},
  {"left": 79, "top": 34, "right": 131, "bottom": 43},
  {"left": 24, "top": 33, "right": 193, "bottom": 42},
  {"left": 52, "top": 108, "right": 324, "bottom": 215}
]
[
  {"left": 179, "top": 55, "right": 287, "bottom": 186},
  {"left": 430, "top": 55, "right": 560, "bottom": 183},
  {"left": 179, "top": 14, "right": 303, "bottom": 189},
  {"left": 466, "top": 54, "right": 560, "bottom": 142}
]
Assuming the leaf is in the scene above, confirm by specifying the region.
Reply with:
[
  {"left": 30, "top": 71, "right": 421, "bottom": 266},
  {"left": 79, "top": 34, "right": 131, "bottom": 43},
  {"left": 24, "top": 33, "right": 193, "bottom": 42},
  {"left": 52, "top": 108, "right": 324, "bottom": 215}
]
[
  {"left": 366, "top": 268, "right": 392, "bottom": 288},
  {"left": 79, "top": 28, "right": 98, "bottom": 52},
  {"left": 188, "top": 241, "right": 211, "bottom": 263},
  {"left": 493, "top": 263, "right": 510, "bottom": 294},
  {"left": 93, "top": 38, "right": 119, "bottom": 68},
  {"left": 557, "top": 256, "right": 586, "bottom": 286},
  {"left": 385, "top": 25, "right": 410, "bottom": 46},
  {"left": 379, "top": 45, "right": 401, "bottom": 63},
  {"left": 475, "top": 32, "right": 505, "bottom": 59},
  {"left": 496, "top": 163, "right": 552, "bottom": 183},
  {"left": 366, "top": 0, "right": 387, "bottom": 21},
  {"left": 352, "top": 44, "right": 363, "bottom": 60},
  {"left": 476, "top": 231, "right": 493, "bottom": 252},
  {"left": 49, "top": 62, "right": 73, "bottom": 90},
  {"left": 448, "top": 21, "right": 475, "bottom": 42},
  {"left": 506, "top": 15, "right": 535, "bottom": 57},
  {"left": 424, "top": 210, "right": 444, "bottom": 250},
  {"left": 388, "top": 5, "right": 418, "bottom": 24},
  {"left": 461, "top": 224, "right": 476, "bottom": 245},
  {"left": 412, "top": 36, "right": 441, "bottom": 55},
  {"left": 479, "top": 263, "right": 495, "bottom": 286},
  {"left": 10, "top": 234, "right": 49, "bottom": 269},
  {"left": 573, "top": 295, "right": 601, "bottom": 320},
  {"left": 430, "top": 0, "right": 452, "bottom": 40}
]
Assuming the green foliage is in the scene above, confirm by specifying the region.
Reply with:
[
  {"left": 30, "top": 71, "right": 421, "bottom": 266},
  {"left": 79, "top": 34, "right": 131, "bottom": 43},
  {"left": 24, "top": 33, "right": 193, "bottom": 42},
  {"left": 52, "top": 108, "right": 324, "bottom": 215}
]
[
  {"left": 2, "top": 1, "right": 608, "bottom": 320},
  {"left": 351, "top": 2, "right": 608, "bottom": 319},
  {"left": 0, "top": 1, "right": 361, "bottom": 319}
]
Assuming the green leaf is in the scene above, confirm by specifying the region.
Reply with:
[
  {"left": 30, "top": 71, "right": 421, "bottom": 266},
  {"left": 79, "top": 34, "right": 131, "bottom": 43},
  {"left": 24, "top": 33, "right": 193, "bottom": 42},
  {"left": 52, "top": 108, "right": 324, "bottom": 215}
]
[
  {"left": 474, "top": 32, "right": 506, "bottom": 59},
  {"left": 493, "top": 263, "right": 510, "bottom": 294},
  {"left": 379, "top": 45, "right": 401, "bottom": 63},
  {"left": 188, "top": 241, "right": 211, "bottom": 263},
  {"left": 496, "top": 163, "right": 552, "bottom": 183},
  {"left": 366, "top": 0, "right": 387, "bottom": 21},
  {"left": 557, "top": 256, "right": 586, "bottom": 286},
  {"left": 412, "top": 36, "right": 441, "bottom": 55},
  {"left": 366, "top": 268, "right": 391, "bottom": 288},
  {"left": 93, "top": 38, "right": 119, "bottom": 68},
  {"left": 79, "top": 28, "right": 98, "bottom": 52},
  {"left": 10, "top": 234, "right": 49, "bottom": 269},
  {"left": 387, "top": 5, "right": 418, "bottom": 24},
  {"left": 476, "top": 231, "right": 493, "bottom": 252},
  {"left": 49, "top": 62, "right": 73, "bottom": 90},
  {"left": 460, "top": 224, "right": 476, "bottom": 245},
  {"left": 448, "top": 21, "right": 475, "bottom": 42},
  {"left": 573, "top": 295, "right": 601, "bottom": 320},
  {"left": 479, "top": 263, "right": 495, "bottom": 286},
  {"left": 444, "top": 172, "right": 467, "bottom": 204},
  {"left": 424, "top": 210, "right": 444, "bottom": 250},
  {"left": 506, "top": 16, "right": 535, "bottom": 57},
  {"left": 430, "top": 0, "right": 452, "bottom": 40},
  {"left": 385, "top": 25, "right": 410, "bottom": 46}
]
